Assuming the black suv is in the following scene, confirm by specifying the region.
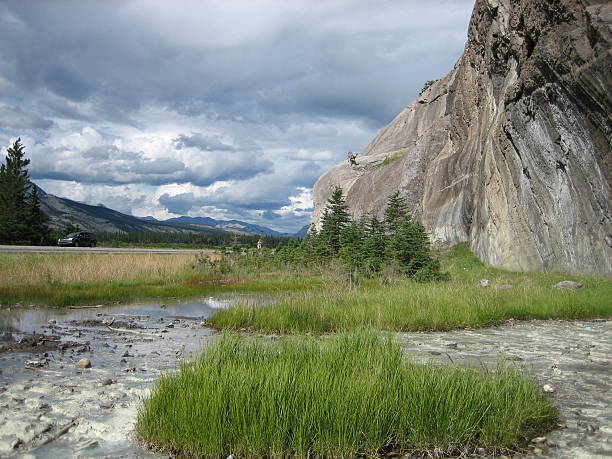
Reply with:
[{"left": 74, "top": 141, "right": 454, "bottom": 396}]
[{"left": 57, "top": 231, "right": 97, "bottom": 247}]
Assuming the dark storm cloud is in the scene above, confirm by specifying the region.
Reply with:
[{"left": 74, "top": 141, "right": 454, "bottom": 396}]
[
  {"left": 174, "top": 133, "right": 234, "bottom": 152},
  {"left": 29, "top": 143, "right": 273, "bottom": 187},
  {"left": 159, "top": 192, "right": 197, "bottom": 215},
  {"left": 0, "top": 0, "right": 474, "bottom": 231},
  {"left": 0, "top": 0, "right": 473, "bottom": 126},
  {"left": 0, "top": 104, "right": 55, "bottom": 132}
]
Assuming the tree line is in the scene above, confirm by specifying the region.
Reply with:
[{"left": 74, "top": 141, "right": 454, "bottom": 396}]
[
  {"left": 269, "top": 187, "right": 446, "bottom": 281},
  {"left": 97, "top": 231, "right": 294, "bottom": 249}
]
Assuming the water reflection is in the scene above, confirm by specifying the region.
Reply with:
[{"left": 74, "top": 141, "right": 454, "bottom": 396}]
[{"left": 0, "top": 294, "right": 255, "bottom": 336}]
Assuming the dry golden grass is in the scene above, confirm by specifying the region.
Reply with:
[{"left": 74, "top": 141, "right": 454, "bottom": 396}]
[{"left": 0, "top": 253, "right": 197, "bottom": 286}]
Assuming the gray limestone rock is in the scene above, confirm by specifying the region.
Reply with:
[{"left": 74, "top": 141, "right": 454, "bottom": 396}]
[
  {"left": 312, "top": 0, "right": 612, "bottom": 274},
  {"left": 553, "top": 280, "right": 584, "bottom": 290}
]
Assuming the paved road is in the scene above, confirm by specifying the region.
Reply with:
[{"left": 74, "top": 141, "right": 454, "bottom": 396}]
[{"left": 0, "top": 245, "right": 215, "bottom": 254}]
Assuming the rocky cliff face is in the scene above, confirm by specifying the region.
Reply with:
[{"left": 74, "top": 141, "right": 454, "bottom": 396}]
[{"left": 312, "top": 0, "right": 611, "bottom": 274}]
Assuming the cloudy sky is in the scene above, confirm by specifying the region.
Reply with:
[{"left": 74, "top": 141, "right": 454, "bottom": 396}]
[{"left": 0, "top": 0, "right": 474, "bottom": 232}]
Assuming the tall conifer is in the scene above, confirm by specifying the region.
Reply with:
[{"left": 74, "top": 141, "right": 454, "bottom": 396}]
[{"left": 0, "top": 138, "right": 50, "bottom": 245}]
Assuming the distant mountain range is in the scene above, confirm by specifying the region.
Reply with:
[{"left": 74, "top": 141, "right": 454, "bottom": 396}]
[{"left": 37, "top": 185, "right": 308, "bottom": 238}]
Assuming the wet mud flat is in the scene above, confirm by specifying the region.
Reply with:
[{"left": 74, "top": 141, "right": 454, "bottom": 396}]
[
  {"left": 0, "top": 301, "right": 610, "bottom": 458},
  {"left": 398, "top": 320, "right": 612, "bottom": 458},
  {"left": 0, "top": 297, "right": 235, "bottom": 458}
]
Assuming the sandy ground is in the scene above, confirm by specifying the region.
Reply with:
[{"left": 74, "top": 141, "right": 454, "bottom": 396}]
[{"left": 0, "top": 300, "right": 610, "bottom": 458}]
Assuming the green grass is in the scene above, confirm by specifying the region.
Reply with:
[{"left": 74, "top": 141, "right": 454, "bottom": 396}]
[
  {"left": 0, "top": 252, "right": 324, "bottom": 306},
  {"left": 0, "top": 275, "right": 322, "bottom": 307},
  {"left": 208, "top": 244, "right": 612, "bottom": 333},
  {"left": 137, "top": 331, "right": 559, "bottom": 458},
  {"left": 377, "top": 149, "right": 407, "bottom": 168}
]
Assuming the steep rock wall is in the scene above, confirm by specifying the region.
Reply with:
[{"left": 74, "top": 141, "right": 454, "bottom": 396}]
[{"left": 312, "top": 0, "right": 611, "bottom": 273}]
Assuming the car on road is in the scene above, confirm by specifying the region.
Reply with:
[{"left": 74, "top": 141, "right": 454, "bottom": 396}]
[{"left": 57, "top": 231, "right": 97, "bottom": 247}]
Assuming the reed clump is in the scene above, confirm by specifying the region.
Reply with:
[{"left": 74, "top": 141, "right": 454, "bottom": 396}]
[
  {"left": 137, "top": 331, "right": 558, "bottom": 458},
  {"left": 0, "top": 253, "right": 195, "bottom": 286}
]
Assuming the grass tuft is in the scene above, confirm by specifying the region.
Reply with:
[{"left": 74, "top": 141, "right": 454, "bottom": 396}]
[{"left": 137, "top": 331, "right": 558, "bottom": 458}]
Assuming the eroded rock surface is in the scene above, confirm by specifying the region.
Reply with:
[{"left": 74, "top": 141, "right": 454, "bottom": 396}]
[{"left": 312, "top": 0, "right": 611, "bottom": 274}]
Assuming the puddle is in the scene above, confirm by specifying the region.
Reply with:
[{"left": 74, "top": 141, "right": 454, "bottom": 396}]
[
  {"left": 0, "top": 295, "right": 262, "bottom": 458},
  {"left": 0, "top": 295, "right": 248, "bottom": 336}
]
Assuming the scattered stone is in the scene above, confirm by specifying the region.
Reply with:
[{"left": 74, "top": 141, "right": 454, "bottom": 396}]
[
  {"left": 497, "top": 284, "right": 514, "bottom": 290},
  {"left": 543, "top": 384, "right": 555, "bottom": 393},
  {"left": 446, "top": 342, "right": 458, "bottom": 349},
  {"left": 477, "top": 279, "right": 490, "bottom": 288},
  {"left": 25, "top": 359, "right": 46, "bottom": 369},
  {"left": 100, "top": 400, "right": 114, "bottom": 409},
  {"left": 101, "top": 378, "right": 115, "bottom": 386},
  {"left": 0, "top": 333, "right": 77, "bottom": 354},
  {"left": 160, "top": 304, "right": 167, "bottom": 309},
  {"left": 429, "top": 351, "right": 441, "bottom": 355},
  {"left": 533, "top": 447, "right": 543, "bottom": 456},
  {"left": 122, "top": 350, "right": 132, "bottom": 358},
  {"left": 48, "top": 319, "right": 56, "bottom": 325},
  {"left": 38, "top": 402, "right": 51, "bottom": 411},
  {"left": 553, "top": 280, "right": 583, "bottom": 290},
  {"left": 166, "top": 323, "right": 174, "bottom": 328},
  {"left": 532, "top": 437, "right": 547, "bottom": 444},
  {"left": 76, "top": 358, "right": 91, "bottom": 368},
  {"left": 102, "top": 317, "right": 115, "bottom": 326},
  {"left": 75, "top": 439, "right": 99, "bottom": 450},
  {"left": 10, "top": 438, "right": 24, "bottom": 450}
]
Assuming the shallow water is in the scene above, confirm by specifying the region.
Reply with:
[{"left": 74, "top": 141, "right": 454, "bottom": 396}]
[
  {"left": 0, "top": 295, "right": 255, "bottom": 458},
  {"left": 0, "top": 299, "right": 610, "bottom": 458}
]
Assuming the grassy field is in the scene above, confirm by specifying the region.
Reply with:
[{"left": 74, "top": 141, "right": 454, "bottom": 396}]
[
  {"left": 2, "top": 245, "right": 610, "bottom": 329},
  {"left": 137, "top": 331, "right": 559, "bottom": 458},
  {"left": 0, "top": 252, "right": 320, "bottom": 306},
  {"left": 208, "top": 245, "right": 612, "bottom": 333}
]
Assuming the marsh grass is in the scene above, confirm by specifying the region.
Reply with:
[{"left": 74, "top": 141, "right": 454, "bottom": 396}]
[
  {"left": 137, "top": 331, "right": 558, "bottom": 458},
  {"left": 0, "top": 253, "right": 321, "bottom": 306},
  {"left": 209, "top": 244, "right": 612, "bottom": 333},
  {"left": 0, "top": 253, "right": 196, "bottom": 286}
]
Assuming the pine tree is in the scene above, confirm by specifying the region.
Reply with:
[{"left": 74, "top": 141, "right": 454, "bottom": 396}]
[
  {"left": 0, "top": 138, "right": 50, "bottom": 245},
  {"left": 316, "top": 186, "right": 351, "bottom": 256},
  {"left": 362, "top": 216, "right": 387, "bottom": 275},
  {"left": 24, "top": 185, "right": 50, "bottom": 245},
  {"left": 0, "top": 139, "right": 32, "bottom": 244},
  {"left": 338, "top": 219, "right": 367, "bottom": 276},
  {"left": 384, "top": 191, "right": 410, "bottom": 234}
]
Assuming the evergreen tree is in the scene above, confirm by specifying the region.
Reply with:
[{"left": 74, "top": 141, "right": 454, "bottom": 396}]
[
  {"left": 362, "top": 216, "right": 387, "bottom": 275},
  {"left": 387, "top": 217, "right": 438, "bottom": 278},
  {"left": 316, "top": 186, "right": 350, "bottom": 256},
  {"left": 384, "top": 191, "right": 410, "bottom": 234},
  {"left": 0, "top": 139, "right": 32, "bottom": 244},
  {"left": 338, "top": 219, "right": 367, "bottom": 276},
  {"left": 24, "top": 185, "right": 50, "bottom": 245},
  {"left": 0, "top": 138, "right": 50, "bottom": 245}
]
